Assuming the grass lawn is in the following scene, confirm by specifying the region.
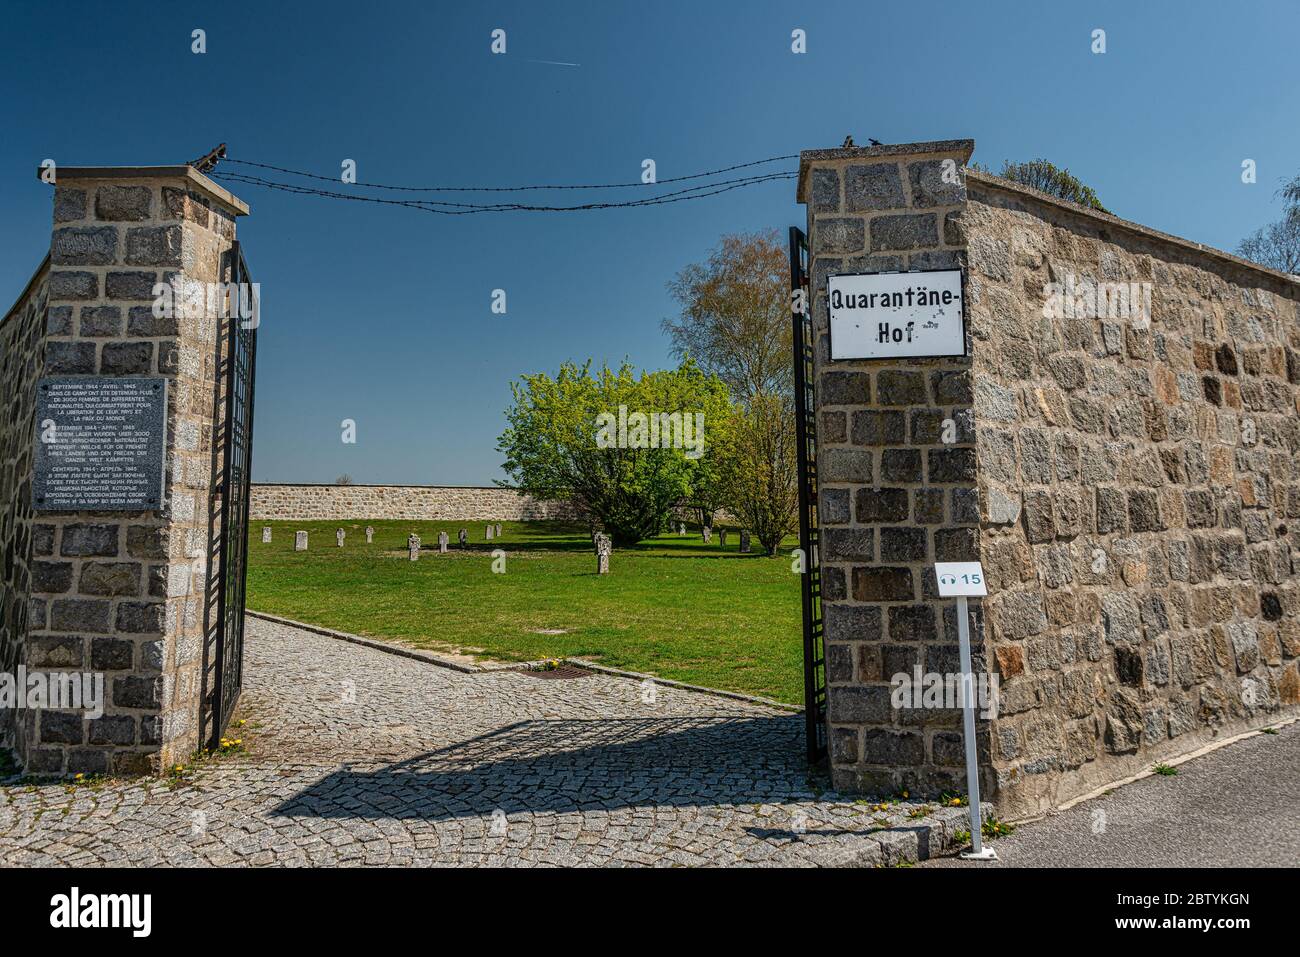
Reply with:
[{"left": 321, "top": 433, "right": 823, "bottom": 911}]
[{"left": 245, "top": 519, "right": 806, "bottom": 704}]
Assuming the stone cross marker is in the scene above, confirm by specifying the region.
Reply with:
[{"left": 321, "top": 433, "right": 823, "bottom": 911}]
[
  {"left": 262, "top": 526, "right": 271, "bottom": 543},
  {"left": 365, "top": 526, "right": 374, "bottom": 543},
  {"left": 719, "top": 528, "right": 728, "bottom": 547},
  {"left": 438, "top": 531, "right": 449, "bottom": 553},
  {"left": 485, "top": 525, "right": 493, "bottom": 540},
  {"left": 408, "top": 533, "right": 421, "bottom": 561},
  {"left": 336, "top": 528, "right": 345, "bottom": 547},
  {"left": 702, "top": 526, "right": 712, "bottom": 545},
  {"left": 739, "top": 529, "right": 751, "bottom": 553},
  {"left": 458, "top": 528, "right": 467, "bottom": 547},
  {"left": 594, "top": 532, "right": 612, "bottom": 575},
  {"left": 295, "top": 531, "right": 308, "bottom": 551}
]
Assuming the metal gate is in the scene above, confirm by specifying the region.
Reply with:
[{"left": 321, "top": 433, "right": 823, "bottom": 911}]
[
  {"left": 200, "top": 241, "right": 259, "bottom": 751},
  {"left": 790, "top": 226, "right": 827, "bottom": 764}
]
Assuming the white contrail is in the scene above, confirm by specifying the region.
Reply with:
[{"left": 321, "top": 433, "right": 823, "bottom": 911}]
[{"left": 526, "top": 58, "right": 580, "bottom": 67}]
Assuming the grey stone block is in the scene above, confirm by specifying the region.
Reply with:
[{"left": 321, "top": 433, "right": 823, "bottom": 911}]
[
  {"left": 44, "top": 341, "right": 97, "bottom": 373},
  {"left": 40, "top": 711, "right": 85, "bottom": 745},
  {"left": 828, "top": 686, "right": 892, "bottom": 724},
  {"left": 870, "top": 213, "right": 938, "bottom": 251},
  {"left": 95, "top": 185, "right": 153, "bottom": 221},
  {"left": 815, "top": 218, "right": 865, "bottom": 254},
  {"left": 100, "top": 341, "right": 154, "bottom": 374},
  {"left": 819, "top": 371, "right": 870, "bottom": 405},
  {"left": 115, "top": 601, "right": 165, "bottom": 634},
  {"left": 855, "top": 487, "right": 909, "bottom": 523},
  {"left": 876, "top": 370, "right": 928, "bottom": 406},
  {"left": 819, "top": 487, "right": 851, "bottom": 524},
  {"left": 926, "top": 447, "right": 975, "bottom": 483},
  {"left": 125, "top": 225, "right": 182, "bottom": 266},
  {"left": 852, "top": 566, "right": 914, "bottom": 601},
  {"left": 887, "top": 604, "right": 937, "bottom": 642},
  {"left": 880, "top": 526, "right": 926, "bottom": 562},
  {"left": 908, "top": 159, "right": 966, "bottom": 207},
  {"left": 851, "top": 409, "right": 905, "bottom": 444},
  {"left": 823, "top": 527, "right": 875, "bottom": 560},
  {"left": 811, "top": 168, "right": 841, "bottom": 212},
  {"left": 825, "top": 602, "right": 883, "bottom": 642},
  {"left": 126, "top": 305, "right": 178, "bottom": 337},
  {"left": 50, "top": 598, "right": 111, "bottom": 633},
  {"left": 880, "top": 448, "right": 922, "bottom": 483},
  {"left": 91, "top": 637, "right": 135, "bottom": 670},
  {"left": 78, "top": 306, "right": 123, "bottom": 337},
  {"left": 52, "top": 226, "right": 118, "bottom": 265},
  {"left": 106, "top": 271, "right": 160, "bottom": 300},
  {"left": 54, "top": 187, "right": 87, "bottom": 222},
  {"left": 113, "top": 676, "right": 162, "bottom": 709},
  {"left": 844, "top": 163, "right": 905, "bottom": 211}
]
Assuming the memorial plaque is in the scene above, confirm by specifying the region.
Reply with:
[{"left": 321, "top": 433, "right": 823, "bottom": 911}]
[{"left": 33, "top": 377, "right": 167, "bottom": 512}]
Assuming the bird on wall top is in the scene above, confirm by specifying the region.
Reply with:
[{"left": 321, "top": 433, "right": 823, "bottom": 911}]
[{"left": 842, "top": 135, "right": 885, "bottom": 148}]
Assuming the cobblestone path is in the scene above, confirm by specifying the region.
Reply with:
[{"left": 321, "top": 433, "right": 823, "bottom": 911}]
[{"left": 0, "top": 616, "right": 965, "bottom": 866}]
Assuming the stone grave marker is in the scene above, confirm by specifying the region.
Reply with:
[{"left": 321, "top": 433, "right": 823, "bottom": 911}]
[
  {"left": 295, "top": 531, "right": 308, "bottom": 551},
  {"left": 486, "top": 525, "right": 493, "bottom": 540},
  {"left": 679, "top": 523, "right": 686, "bottom": 535},
  {"left": 438, "top": 531, "right": 449, "bottom": 553},
  {"left": 739, "top": 529, "right": 751, "bottom": 553},
  {"left": 262, "top": 527, "right": 271, "bottom": 543},
  {"left": 719, "top": 528, "right": 728, "bottom": 547},
  {"left": 458, "top": 528, "right": 468, "bottom": 547},
  {"left": 702, "top": 526, "right": 712, "bottom": 545},
  {"left": 365, "top": 526, "right": 374, "bottom": 543},
  {"left": 336, "top": 528, "right": 345, "bottom": 547},
  {"left": 408, "top": 533, "right": 421, "bottom": 561},
  {"left": 495, "top": 523, "right": 502, "bottom": 538},
  {"left": 594, "top": 532, "right": 612, "bottom": 575}
]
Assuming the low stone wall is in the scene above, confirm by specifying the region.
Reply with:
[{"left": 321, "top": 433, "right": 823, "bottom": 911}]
[{"left": 249, "top": 483, "right": 583, "bottom": 522}]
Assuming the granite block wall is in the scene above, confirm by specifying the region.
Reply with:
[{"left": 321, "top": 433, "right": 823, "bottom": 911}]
[
  {"left": 12, "top": 167, "right": 247, "bottom": 775},
  {"left": 964, "top": 172, "right": 1300, "bottom": 816},
  {"left": 0, "top": 259, "right": 49, "bottom": 754},
  {"left": 800, "top": 140, "right": 1300, "bottom": 818}
]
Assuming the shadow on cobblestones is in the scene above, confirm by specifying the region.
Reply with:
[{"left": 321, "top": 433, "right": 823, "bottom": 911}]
[{"left": 272, "top": 715, "right": 810, "bottom": 821}]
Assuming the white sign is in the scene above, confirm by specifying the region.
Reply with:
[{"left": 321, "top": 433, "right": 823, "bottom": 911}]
[
  {"left": 827, "top": 269, "right": 965, "bottom": 359},
  {"left": 934, "top": 561, "right": 987, "bottom": 597}
]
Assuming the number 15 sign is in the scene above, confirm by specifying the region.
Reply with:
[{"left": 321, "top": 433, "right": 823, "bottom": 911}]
[{"left": 934, "top": 561, "right": 987, "bottom": 597}]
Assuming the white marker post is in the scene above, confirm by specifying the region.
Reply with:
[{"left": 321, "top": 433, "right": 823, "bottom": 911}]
[{"left": 934, "top": 560, "right": 996, "bottom": 861}]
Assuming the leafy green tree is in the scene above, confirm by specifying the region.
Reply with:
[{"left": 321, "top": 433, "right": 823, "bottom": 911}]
[
  {"left": 719, "top": 393, "right": 798, "bottom": 556},
  {"left": 665, "top": 231, "right": 799, "bottom": 551},
  {"left": 972, "top": 157, "right": 1110, "bottom": 214},
  {"left": 498, "top": 359, "right": 733, "bottom": 547}
]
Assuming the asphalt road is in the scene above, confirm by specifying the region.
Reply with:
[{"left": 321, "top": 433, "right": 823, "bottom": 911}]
[{"left": 922, "top": 719, "right": 1300, "bottom": 867}]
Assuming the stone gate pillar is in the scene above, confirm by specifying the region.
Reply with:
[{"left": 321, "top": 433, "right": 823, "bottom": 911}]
[
  {"left": 23, "top": 165, "right": 248, "bottom": 775},
  {"left": 796, "top": 141, "right": 978, "bottom": 794}
]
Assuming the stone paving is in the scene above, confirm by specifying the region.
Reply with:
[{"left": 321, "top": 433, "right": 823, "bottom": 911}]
[{"left": 0, "top": 616, "right": 967, "bottom": 867}]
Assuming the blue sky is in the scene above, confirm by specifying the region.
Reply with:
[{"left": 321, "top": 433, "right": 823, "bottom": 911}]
[{"left": 2, "top": 0, "right": 1296, "bottom": 485}]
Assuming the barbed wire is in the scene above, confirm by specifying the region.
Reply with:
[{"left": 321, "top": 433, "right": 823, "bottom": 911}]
[
  {"left": 221, "top": 153, "right": 798, "bottom": 193},
  {"left": 210, "top": 167, "right": 797, "bottom": 215}
]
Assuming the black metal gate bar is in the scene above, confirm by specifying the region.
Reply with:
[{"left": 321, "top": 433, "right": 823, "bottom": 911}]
[
  {"left": 201, "top": 241, "right": 258, "bottom": 751},
  {"left": 790, "top": 226, "right": 826, "bottom": 764}
]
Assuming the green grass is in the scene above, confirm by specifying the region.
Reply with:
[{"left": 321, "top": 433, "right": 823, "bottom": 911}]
[{"left": 245, "top": 519, "right": 806, "bottom": 703}]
